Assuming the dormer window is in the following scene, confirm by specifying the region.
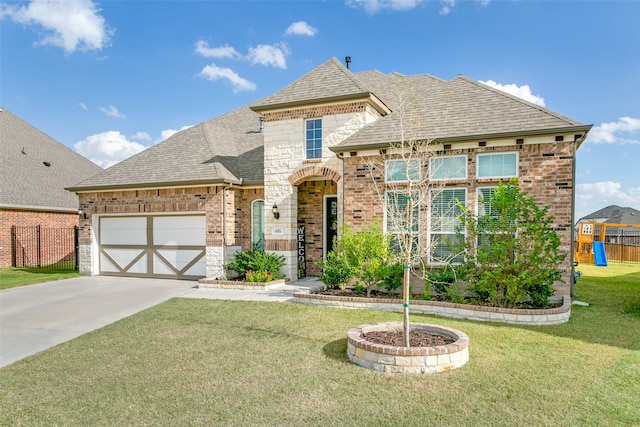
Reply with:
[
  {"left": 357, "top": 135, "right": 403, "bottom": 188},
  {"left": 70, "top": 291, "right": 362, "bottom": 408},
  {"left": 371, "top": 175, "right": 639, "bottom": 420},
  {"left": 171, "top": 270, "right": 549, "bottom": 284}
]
[{"left": 306, "top": 118, "right": 322, "bottom": 159}]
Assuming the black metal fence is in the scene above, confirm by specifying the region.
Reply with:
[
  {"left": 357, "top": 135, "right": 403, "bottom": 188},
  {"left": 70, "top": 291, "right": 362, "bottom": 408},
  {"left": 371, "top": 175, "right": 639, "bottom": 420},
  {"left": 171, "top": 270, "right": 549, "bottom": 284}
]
[{"left": 11, "top": 226, "right": 78, "bottom": 270}]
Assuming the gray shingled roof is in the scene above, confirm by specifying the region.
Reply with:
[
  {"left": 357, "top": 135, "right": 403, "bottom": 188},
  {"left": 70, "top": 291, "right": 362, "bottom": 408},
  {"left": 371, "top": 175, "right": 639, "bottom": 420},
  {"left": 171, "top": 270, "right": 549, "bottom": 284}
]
[
  {"left": 577, "top": 205, "right": 640, "bottom": 226},
  {"left": 250, "top": 57, "right": 374, "bottom": 111},
  {"left": 68, "top": 106, "right": 264, "bottom": 192},
  {"left": 333, "top": 72, "right": 591, "bottom": 150},
  {"left": 68, "top": 57, "right": 591, "bottom": 191},
  {"left": 0, "top": 107, "right": 103, "bottom": 211}
]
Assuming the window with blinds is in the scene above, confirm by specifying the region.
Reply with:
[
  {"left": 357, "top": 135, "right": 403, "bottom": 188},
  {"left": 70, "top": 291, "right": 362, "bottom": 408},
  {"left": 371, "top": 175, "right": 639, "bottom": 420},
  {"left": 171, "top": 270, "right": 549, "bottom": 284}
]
[
  {"left": 385, "top": 190, "right": 419, "bottom": 256},
  {"left": 430, "top": 188, "right": 466, "bottom": 264}
]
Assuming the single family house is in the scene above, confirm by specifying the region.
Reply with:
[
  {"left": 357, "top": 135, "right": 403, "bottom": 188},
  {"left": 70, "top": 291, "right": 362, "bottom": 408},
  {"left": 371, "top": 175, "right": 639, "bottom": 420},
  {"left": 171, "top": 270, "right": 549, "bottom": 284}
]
[{"left": 68, "top": 57, "right": 591, "bottom": 297}]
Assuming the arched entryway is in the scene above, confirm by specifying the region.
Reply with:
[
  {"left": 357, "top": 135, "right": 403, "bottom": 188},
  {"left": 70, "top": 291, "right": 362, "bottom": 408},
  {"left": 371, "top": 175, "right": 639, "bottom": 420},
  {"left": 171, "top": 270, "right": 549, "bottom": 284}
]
[{"left": 289, "top": 166, "right": 340, "bottom": 278}]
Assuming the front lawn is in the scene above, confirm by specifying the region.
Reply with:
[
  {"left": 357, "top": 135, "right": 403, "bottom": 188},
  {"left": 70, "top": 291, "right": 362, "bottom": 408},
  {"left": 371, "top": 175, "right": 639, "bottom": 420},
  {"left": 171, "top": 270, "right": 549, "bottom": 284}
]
[
  {"left": 0, "top": 266, "right": 80, "bottom": 290},
  {"left": 1, "top": 263, "right": 638, "bottom": 426}
]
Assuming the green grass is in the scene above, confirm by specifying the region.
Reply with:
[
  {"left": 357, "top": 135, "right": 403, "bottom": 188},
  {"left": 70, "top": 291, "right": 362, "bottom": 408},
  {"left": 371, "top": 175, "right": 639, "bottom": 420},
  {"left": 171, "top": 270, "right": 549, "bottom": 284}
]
[
  {"left": 0, "top": 266, "right": 80, "bottom": 290},
  {"left": 1, "top": 263, "right": 639, "bottom": 426}
]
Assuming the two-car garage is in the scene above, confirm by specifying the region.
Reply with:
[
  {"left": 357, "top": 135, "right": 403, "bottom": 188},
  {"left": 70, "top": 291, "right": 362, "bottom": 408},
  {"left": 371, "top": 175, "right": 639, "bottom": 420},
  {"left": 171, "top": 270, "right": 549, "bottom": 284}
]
[{"left": 97, "top": 214, "right": 206, "bottom": 280}]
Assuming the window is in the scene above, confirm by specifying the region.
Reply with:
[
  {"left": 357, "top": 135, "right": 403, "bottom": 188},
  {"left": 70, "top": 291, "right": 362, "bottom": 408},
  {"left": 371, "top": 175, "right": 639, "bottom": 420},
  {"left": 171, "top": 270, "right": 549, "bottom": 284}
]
[
  {"left": 386, "top": 159, "right": 420, "bottom": 182},
  {"left": 429, "top": 188, "right": 466, "bottom": 264},
  {"left": 477, "top": 152, "right": 517, "bottom": 178},
  {"left": 477, "top": 187, "right": 497, "bottom": 217},
  {"left": 251, "top": 200, "right": 264, "bottom": 250},
  {"left": 306, "top": 118, "right": 322, "bottom": 159},
  {"left": 385, "top": 190, "right": 419, "bottom": 256},
  {"left": 429, "top": 155, "right": 467, "bottom": 180}
]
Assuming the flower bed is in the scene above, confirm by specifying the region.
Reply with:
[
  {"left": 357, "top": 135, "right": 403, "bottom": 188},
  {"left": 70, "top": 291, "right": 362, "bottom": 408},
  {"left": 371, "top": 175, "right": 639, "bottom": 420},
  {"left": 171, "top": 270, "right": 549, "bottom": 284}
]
[
  {"left": 294, "top": 290, "right": 571, "bottom": 325},
  {"left": 198, "top": 278, "right": 286, "bottom": 290}
]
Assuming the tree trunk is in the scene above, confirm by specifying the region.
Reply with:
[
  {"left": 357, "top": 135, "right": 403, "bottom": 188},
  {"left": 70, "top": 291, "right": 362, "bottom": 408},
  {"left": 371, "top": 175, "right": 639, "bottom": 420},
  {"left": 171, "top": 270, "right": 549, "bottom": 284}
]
[{"left": 402, "top": 259, "right": 411, "bottom": 347}]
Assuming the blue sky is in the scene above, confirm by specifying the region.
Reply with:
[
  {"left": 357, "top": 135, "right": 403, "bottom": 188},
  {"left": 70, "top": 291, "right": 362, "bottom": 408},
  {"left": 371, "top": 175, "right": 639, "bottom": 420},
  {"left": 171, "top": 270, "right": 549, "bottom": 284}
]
[{"left": 2, "top": 0, "right": 639, "bottom": 220}]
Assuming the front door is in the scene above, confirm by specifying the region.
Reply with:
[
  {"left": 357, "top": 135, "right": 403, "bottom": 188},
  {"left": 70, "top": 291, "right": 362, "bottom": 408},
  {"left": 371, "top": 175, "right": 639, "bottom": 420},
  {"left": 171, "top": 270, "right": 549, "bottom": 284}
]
[{"left": 324, "top": 196, "right": 338, "bottom": 257}]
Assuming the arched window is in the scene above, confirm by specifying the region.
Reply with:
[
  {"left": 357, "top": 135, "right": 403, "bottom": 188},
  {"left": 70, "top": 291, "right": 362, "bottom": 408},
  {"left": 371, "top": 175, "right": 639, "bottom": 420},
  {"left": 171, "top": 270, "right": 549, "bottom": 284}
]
[{"left": 251, "top": 200, "right": 264, "bottom": 250}]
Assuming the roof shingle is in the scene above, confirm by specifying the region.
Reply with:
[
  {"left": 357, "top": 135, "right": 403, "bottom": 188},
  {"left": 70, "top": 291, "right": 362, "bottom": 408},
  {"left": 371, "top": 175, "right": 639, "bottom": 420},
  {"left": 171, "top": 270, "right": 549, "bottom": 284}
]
[{"left": 0, "top": 108, "right": 102, "bottom": 211}]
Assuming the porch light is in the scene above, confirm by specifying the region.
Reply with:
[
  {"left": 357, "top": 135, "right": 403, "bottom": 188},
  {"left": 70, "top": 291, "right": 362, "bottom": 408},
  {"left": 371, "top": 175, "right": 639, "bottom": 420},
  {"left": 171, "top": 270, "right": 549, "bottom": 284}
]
[{"left": 272, "top": 204, "right": 280, "bottom": 220}]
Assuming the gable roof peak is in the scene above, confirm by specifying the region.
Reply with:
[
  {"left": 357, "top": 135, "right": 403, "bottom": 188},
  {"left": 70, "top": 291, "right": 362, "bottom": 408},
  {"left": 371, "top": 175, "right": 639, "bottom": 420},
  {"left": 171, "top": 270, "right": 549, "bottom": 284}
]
[{"left": 250, "top": 57, "right": 374, "bottom": 112}]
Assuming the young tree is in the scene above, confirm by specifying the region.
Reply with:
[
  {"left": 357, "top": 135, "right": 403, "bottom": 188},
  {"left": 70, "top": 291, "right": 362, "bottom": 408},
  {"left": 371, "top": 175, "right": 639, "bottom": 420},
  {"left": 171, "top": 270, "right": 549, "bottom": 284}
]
[{"left": 361, "top": 81, "right": 460, "bottom": 346}]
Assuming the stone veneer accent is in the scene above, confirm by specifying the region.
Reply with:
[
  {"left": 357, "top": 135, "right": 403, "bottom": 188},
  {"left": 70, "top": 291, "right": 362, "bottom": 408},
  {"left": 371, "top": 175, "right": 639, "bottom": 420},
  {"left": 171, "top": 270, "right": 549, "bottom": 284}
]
[
  {"left": 294, "top": 291, "right": 572, "bottom": 326},
  {"left": 347, "top": 322, "right": 470, "bottom": 374},
  {"left": 262, "top": 102, "right": 380, "bottom": 281}
]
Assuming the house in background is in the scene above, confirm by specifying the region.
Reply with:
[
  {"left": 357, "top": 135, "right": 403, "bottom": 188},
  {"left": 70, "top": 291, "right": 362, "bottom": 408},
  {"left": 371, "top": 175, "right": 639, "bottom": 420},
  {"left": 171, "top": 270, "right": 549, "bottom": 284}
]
[
  {"left": 0, "top": 107, "right": 103, "bottom": 268},
  {"left": 576, "top": 205, "right": 640, "bottom": 247},
  {"left": 68, "top": 57, "right": 591, "bottom": 297}
]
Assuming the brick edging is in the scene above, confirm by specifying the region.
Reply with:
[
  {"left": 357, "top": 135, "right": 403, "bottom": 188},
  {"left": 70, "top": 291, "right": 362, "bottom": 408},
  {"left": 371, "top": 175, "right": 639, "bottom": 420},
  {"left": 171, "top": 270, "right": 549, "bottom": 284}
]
[
  {"left": 199, "top": 278, "right": 286, "bottom": 291},
  {"left": 294, "top": 291, "right": 571, "bottom": 325}
]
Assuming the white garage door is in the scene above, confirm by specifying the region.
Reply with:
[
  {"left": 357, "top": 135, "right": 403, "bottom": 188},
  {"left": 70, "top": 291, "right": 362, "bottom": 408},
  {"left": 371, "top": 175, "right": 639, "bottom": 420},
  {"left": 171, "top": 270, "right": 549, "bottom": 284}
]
[{"left": 98, "top": 215, "right": 206, "bottom": 280}]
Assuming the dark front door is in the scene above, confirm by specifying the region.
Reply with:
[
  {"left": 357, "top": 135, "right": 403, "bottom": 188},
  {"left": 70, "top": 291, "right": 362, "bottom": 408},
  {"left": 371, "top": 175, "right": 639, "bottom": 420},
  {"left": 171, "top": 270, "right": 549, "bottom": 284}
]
[{"left": 325, "top": 196, "right": 338, "bottom": 256}]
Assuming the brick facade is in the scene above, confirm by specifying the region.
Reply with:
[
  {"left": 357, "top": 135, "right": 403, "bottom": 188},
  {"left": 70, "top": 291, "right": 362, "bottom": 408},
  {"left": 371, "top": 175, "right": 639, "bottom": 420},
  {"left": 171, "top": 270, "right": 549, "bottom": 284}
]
[
  {"left": 77, "top": 186, "right": 263, "bottom": 277},
  {"left": 0, "top": 208, "right": 79, "bottom": 268},
  {"left": 341, "top": 139, "right": 576, "bottom": 296}
]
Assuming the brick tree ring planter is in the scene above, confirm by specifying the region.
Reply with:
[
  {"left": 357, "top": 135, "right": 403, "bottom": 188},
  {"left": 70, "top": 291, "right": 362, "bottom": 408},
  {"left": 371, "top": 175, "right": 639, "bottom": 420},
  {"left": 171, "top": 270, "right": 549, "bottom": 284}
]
[{"left": 347, "top": 322, "right": 469, "bottom": 374}]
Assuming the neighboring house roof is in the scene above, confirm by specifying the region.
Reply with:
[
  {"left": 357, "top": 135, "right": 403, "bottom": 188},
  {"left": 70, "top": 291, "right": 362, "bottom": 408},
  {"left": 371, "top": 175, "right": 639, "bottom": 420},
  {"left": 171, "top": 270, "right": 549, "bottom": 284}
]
[
  {"left": 68, "top": 57, "right": 591, "bottom": 192},
  {"left": 68, "top": 106, "right": 264, "bottom": 192},
  {"left": 0, "top": 107, "right": 102, "bottom": 212},
  {"left": 577, "top": 205, "right": 640, "bottom": 225}
]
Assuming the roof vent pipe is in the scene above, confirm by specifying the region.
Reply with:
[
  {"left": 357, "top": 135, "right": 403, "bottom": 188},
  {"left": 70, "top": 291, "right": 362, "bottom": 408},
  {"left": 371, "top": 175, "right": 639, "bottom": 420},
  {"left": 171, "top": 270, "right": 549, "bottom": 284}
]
[{"left": 345, "top": 56, "right": 351, "bottom": 70}]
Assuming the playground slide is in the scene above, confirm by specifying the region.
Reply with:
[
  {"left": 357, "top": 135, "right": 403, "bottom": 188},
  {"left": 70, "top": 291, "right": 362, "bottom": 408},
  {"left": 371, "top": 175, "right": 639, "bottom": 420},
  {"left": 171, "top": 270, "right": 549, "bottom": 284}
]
[{"left": 593, "top": 241, "right": 608, "bottom": 267}]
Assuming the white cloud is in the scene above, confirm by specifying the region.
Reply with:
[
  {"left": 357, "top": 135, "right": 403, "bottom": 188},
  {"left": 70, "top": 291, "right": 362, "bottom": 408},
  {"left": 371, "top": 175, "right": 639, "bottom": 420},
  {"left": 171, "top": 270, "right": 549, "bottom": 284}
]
[
  {"left": 1, "top": 0, "right": 113, "bottom": 54},
  {"left": 247, "top": 43, "right": 289, "bottom": 69},
  {"left": 576, "top": 181, "right": 640, "bottom": 220},
  {"left": 76, "top": 102, "right": 88, "bottom": 110},
  {"left": 157, "top": 125, "right": 193, "bottom": 143},
  {"left": 439, "top": 0, "right": 456, "bottom": 15},
  {"left": 346, "top": 0, "right": 488, "bottom": 14},
  {"left": 74, "top": 131, "right": 146, "bottom": 168},
  {"left": 199, "top": 64, "right": 257, "bottom": 92},
  {"left": 130, "top": 131, "right": 151, "bottom": 141},
  {"left": 285, "top": 21, "right": 318, "bottom": 37},
  {"left": 100, "top": 105, "right": 125, "bottom": 118},
  {"left": 586, "top": 117, "right": 640, "bottom": 144},
  {"left": 479, "top": 80, "right": 546, "bottom": 107},
  {"left": 346, "top": 0, "right": 426, "bottom": 14},
  {"left": 195, "top": 40, "right": 240, "bottom": 58}
]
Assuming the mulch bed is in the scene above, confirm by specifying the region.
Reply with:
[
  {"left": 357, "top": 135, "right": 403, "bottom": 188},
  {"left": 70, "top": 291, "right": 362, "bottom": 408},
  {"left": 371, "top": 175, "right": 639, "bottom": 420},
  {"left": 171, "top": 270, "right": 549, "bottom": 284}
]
[{"left": 363, "top": 330, "right": 455, "bottom": 347}]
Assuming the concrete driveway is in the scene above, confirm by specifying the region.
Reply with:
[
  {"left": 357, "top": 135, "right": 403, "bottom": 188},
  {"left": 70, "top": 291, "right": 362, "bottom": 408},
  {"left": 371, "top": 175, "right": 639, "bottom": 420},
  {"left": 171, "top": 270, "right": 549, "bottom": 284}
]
[
  {"left": 0, "top": 276, "right": 198, "bottom": 368},
  {"left": 0, "top": 275, "right": 321, "bottom": 368}
]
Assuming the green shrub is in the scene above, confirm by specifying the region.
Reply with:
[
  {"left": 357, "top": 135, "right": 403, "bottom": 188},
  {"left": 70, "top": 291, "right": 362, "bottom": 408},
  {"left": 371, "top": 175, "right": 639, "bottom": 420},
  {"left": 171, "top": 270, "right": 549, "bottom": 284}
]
[
  {"left": 318, "top": 222, "right": 399, "bottom": 297},
  {"left": 452, "top": 179, "right": 563, "bottom": 308},
  {"left": 319, "top": 249, "right": 353, "bottom": 290},
  {"left": 225, "top": 242, "right": 285, "bottom": 280},
  {"left": 426, "top": 265, "right": 458, "bottom": 295},
  {"left": 380, "top": 262, "right": 404, "bottom": 293}
]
